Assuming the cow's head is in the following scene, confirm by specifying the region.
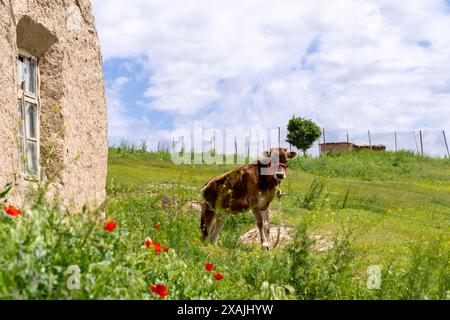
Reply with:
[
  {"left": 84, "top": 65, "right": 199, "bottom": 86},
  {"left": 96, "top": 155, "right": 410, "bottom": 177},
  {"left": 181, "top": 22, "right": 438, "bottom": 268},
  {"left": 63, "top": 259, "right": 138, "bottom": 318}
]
[{"left": 259, "top": 147, "right": 297, "bottom": 181}]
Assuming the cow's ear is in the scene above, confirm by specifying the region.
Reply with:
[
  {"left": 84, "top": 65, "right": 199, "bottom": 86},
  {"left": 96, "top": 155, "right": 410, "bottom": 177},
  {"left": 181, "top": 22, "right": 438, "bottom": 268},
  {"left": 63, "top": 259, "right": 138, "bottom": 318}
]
[
  {"left": 262, "top": 151, "right": 271, "bottom": 158},
  {"left": 287, "top": 151, "right": 298, "bottom": 159}
]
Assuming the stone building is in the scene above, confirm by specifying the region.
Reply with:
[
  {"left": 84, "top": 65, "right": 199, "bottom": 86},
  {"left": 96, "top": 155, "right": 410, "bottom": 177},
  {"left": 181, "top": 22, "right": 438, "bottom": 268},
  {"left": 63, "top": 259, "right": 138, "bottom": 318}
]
[
  {"left": 319, "top": 142, "right": 353, "bottom": 155},
  {"left": 320, "top": 142, "right": 387, "bottom": 155},
  {"left": 0, "top": 0, "right": 107, "bottom": 210}
]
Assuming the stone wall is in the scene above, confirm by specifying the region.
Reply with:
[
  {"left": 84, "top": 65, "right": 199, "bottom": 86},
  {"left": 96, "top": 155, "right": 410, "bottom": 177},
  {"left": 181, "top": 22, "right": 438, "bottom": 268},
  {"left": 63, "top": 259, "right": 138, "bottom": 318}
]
[
  {"left": 320, "top": 142, "right": 353, "bottom": 155},
  {"left": 0, "top": 0, "right": 107, "bottom": 210},
  {"left": 320, "top": 142, "right": 387, "bottom": 155}
]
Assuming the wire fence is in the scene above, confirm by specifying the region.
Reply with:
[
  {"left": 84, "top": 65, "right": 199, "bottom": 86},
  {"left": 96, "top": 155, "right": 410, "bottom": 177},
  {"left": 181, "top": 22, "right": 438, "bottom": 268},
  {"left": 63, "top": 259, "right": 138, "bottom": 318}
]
[
  {"left": 316, "top": 128, "right": 450, "bottom": 158},
  {"left": 115, "top": 127, "right": 450, "bottom": 160}
]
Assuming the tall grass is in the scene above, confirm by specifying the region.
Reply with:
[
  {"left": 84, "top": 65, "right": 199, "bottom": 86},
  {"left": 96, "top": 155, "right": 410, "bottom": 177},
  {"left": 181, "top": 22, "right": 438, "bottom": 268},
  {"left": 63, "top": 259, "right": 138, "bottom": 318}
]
[
  {"left": 0, "top": 150, "right": 449, "bottom": 300},
  {"left": 290, "top": 150, "right": 450, "bottom": 182},
  {"left": 1, "top": 185, "right": 448, "bottom": 299}
]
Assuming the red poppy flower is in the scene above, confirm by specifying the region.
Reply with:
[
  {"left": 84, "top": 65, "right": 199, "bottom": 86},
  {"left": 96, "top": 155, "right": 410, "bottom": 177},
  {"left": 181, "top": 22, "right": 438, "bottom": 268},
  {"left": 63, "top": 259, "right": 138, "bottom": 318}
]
[
  {"left": 2, "top": 204, "right": 22, "bottom": 217},
  {"left": 151, "top": 284, "right": 169, "bottom": 299},
  {"left": 205, "top": 263, "right": 214, "bottom": 272},
  {"left": 154, "top": 224, "right": 160, "bottom": 231},
  {"left": 153, "top": 243, "right": 162, "bottom": 254},
  {"left": 104, "top": 220, "right": 117, "bottom": 232},
  {"left": 163, "top": 247, "right": 169, "bottom": 253},
  {"left": 214, "top": 273, "right": 223, "bottom": 280},
  {"left": 146, "top": 239, "right": 153, "bottom": 248}
]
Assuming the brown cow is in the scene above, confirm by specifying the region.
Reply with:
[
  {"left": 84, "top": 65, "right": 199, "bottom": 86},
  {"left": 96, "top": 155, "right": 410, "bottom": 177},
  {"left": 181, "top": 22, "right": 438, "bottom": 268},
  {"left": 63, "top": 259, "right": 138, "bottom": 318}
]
[{"left": 200, "top": 147, "right": 297, "bottom": 250}]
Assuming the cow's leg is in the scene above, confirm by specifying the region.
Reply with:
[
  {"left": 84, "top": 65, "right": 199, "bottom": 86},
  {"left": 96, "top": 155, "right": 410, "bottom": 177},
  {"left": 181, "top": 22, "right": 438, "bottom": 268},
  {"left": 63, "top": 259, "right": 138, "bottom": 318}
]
[
  {"left": 201, "top": 203, "right": 216, "bottom": 241},
  {"left": 261, "top": 209, "right": 271, "bottom": 248},
  {"left": 253, "top": 208, "right": 270, "bottom": 250},
  {"left": 210, "top": 217, "right": 225, "bottom": 243}
]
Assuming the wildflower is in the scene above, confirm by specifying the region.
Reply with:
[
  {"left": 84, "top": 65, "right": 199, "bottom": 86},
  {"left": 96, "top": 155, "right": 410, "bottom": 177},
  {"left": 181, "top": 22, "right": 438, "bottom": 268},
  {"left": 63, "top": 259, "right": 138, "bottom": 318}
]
[
  {"left": 153, "top": 243, "right": 162, "bottom": 254},
  {"left": 164, "top": 247, "right": 169, "bottom": 253},
  {"left": 214, "top": 273, "right": 223, "bottom": 280},
  {"left": 205, "top": 263, "right": 214, "bottom": 272},
  {"left": 146, "top": 239, "right": 153, "bottom": 248},
  {"left": 104, "top": 219, "right": 117, "bottom": 232},
  {"left": 154, "top": 224, "right": 160, "bottom": 231},
  {"left": 150, "top": 284, "right": 169, "bottom": 299},
  {"left": 2, "top": 204, "right": 22, "bottom": 217}
]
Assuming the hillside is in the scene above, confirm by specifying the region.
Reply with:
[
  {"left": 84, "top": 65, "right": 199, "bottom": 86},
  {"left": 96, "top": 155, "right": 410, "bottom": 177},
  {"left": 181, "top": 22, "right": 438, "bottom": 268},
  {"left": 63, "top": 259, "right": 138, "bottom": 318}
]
[{"left": 0, "top": 149, "right": 448, "bottom": 299}]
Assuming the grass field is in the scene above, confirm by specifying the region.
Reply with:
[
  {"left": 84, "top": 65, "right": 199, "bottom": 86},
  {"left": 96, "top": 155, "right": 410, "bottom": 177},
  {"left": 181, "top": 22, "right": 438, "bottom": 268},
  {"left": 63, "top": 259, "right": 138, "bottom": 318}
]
[{"left": 0, "top": 148, "right": 449, "bottom": 299}]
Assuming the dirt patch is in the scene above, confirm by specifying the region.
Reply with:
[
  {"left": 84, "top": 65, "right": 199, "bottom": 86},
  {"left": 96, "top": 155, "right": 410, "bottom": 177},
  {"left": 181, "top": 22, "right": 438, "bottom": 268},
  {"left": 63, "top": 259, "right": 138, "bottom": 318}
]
[
  {"left": 157, "top": 195, "right": 203, "bottom": 215},
  {"left": 161, "top": 194, "right": 180, "bottom": 213},
  {"left": 240, "top": 226, "right": 293, "bottom": 247},
  {"left": 183, "top": 200, "right": 202, "bottom": 213},
  {"left": 240, "top": 227, "right": 334, "bottom": 252},
  {"left": 309, "top": 233, "right": 335, "bottom": 253}
]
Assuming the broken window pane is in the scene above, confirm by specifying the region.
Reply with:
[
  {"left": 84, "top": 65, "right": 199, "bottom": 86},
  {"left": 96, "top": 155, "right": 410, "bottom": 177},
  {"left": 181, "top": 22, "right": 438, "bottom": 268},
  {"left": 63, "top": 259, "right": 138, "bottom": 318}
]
[
  {"left": 25, "top": 102, "right": 37, "bottom": 139},
  {"left": 25, "top": 58, "right": 37, "bottom": 95},
  {"left": 27, "top": 141, "right": 38, "bottom": 177}
]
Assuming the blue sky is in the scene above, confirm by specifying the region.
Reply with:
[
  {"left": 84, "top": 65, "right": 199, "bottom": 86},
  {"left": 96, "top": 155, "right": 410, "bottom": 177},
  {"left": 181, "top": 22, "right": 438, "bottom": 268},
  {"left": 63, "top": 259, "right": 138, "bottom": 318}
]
[{"left": 92, "top": 0, "right": 450, "bottom": 150}]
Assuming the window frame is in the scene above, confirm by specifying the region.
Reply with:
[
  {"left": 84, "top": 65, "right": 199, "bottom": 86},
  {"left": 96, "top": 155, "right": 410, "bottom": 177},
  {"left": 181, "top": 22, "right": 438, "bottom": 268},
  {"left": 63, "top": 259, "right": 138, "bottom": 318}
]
[{"left": 17, "top": 49, "right": 41, "bottom": 181}]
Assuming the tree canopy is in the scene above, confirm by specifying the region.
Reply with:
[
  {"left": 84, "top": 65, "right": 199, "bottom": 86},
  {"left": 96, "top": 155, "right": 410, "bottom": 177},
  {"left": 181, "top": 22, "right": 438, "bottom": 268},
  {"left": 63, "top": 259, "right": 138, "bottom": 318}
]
[{"left": 286, "top": 116, "right": 321, "bottom": 156}]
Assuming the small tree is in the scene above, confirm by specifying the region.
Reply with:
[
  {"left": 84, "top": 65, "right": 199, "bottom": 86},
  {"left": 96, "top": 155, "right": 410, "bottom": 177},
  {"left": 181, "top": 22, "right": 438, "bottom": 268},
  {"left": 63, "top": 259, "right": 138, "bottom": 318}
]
[{"left": 286, "top": 116, "right": 321, "bottom": 156}]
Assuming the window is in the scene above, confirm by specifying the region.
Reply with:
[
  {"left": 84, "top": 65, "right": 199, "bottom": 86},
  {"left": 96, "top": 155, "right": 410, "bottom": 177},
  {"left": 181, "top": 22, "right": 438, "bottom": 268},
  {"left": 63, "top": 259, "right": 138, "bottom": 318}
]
[{"left": 17, "top": 50, "right": 40, "bottom": 179}]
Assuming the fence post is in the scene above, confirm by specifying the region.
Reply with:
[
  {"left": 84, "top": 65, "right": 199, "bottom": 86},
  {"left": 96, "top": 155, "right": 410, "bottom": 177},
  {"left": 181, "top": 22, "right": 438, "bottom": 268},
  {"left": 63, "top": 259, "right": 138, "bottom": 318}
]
[
  {"left": 181, "top": 136, "right": 185, "bottom": 155},
  {"left": 172, "top": 137, "right": 175, "bottom": 153},
  {"left": 413, "top": 131, "right": 419, "bottom": 154},
  {"left": 443, "top": 130, "right": 450, "bottom": 158},
  {"left": 234, "top": 138, "right": 238, "bottom": 163},
  {"left": 394, "top": 131, "right": 398, "bottom": 152},
  {"left": 247, "top": 129, "right": 251, "bottom": 162},
  {"left": 157, "top": 141, "right": 160, "bottom": 152},
  {"left": 346, "top": 133, "right": 350, "bottom": 144},
  {"left": 322, "top": 128, "right": 326, "bottom": 144},
  {"left": 278, "top": 127, "right": 281, "bottom": 147},
  {"left": 368, "top": 130, "right": 372, "bottom": 150},
  {"left": 213, "top": 129, "right": 216, "bottom": 154},
  {"left": 419, "top": 130, "right": 424, "bottom": 156}
]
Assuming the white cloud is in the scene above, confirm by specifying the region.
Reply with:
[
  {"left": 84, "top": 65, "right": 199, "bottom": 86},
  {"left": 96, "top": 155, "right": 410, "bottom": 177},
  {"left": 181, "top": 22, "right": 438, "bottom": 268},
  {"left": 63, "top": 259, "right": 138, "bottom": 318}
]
[
  {"left": 92, "top": 0, "right": 450, "bottom": 137},
  {"left": 105, "top": 76, "right": 170, "bottom": 147}
]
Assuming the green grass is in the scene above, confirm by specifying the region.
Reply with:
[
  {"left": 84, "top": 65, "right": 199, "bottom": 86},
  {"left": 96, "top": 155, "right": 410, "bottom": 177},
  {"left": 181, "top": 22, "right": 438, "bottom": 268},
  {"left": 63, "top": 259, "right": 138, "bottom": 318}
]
[{"left": 0, "top": 149, "right": 448, "bottom": 299}]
